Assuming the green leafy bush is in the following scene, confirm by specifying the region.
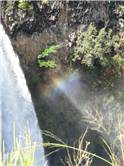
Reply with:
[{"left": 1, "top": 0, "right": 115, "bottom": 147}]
[
  {"left": 73, "top": 24, "right": 124, "bottom": 71},
  {"left": 38, "top": 45, "right": 60, "bottom": 58},
  {"left": 118, "top": 4, "right": 124, "bottom": 13},
  {"left": 18, "top": 0, "right": 32, "bottom": 10},
  {"left": 73, "top": 24, "right": 114, "bottom": 69},
  {"left": 37, "top": 45, "right": 60, "bottom": 69},
  {"left": 38, "top": 60, "right": 56, "bottom": 68}
]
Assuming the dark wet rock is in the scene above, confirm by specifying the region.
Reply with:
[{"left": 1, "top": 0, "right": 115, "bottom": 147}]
[
  {"left": 1, "top": 1, "right": 62, "bottom": 37},
  {"left": 1, "top": 1, "right": 123, "bottom": 37}
]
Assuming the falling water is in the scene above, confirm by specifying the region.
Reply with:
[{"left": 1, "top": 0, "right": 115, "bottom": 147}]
[{"left": 0, "top": 24, "right": 46, "bottom": 165}]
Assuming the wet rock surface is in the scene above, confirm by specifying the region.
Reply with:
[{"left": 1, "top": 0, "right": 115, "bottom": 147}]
[
  {"left": 1, "top": 1, "right": 123, "bottom": 37},
  {"left": 1, "top": 1, "right": 64, "bottom": 37}
]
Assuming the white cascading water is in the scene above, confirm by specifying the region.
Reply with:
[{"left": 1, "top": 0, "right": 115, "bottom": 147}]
[{"left": 0, "top": 23, "right": 46, "bottom": 165}]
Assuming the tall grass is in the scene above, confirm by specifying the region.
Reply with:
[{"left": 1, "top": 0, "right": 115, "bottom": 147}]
[
  {"left": 0, "top": 127, "right": 122, "bottom": 166},
  {"left": 79, "top": 94, "right": 124, "bottom": 166},
  {"left": 43, "top": 130, "right": 113, "bottom": 166},
  {"left": 0, "top": 129, "right": 110, "bottom": 166},
  {"left": 1, "top": 95, "right": 124, "bottom": 166},
  {"left": 1, "top": 132, "right": 36, "bottom": 166},
  {"left": 0, "top": 127, "right": 49, "bottom": 166},
  {"left": 84, "top": 106, "right": 121, "bottom": 146},
  {"left": 42, "top": 94, "right": 124, "bottom": 166}
]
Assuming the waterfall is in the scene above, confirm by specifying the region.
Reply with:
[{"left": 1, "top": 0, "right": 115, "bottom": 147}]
[{"left": 0, "top": 24, "right": 46, "bottom": 165}]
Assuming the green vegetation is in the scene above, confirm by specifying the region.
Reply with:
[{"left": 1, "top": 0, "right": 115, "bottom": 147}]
[
  {"left": 1, "top": 132, "right": 36, "bottom": 166},
  {"left": 118, "top": 4, "right": 124, "bottom": 13},
  {"left": 71, "top": 24, "right": 124, "bottom": 89},
  {"left": 38, "top": 45, "right": 60, "bottom": 59},
  {"left": 73, "top": 24, "right": 113, "bottom": 68},
  {"left": 1, "top": 128, "right": 121, "bottom": 166},
  {"left": 18, "top": 0, "right": 48, "bottom": 10},
  {"left": 38, "top": 60, "right": 56, "bottom": 68},
  {"left": 18, "top": 0, "right": 32, "bottom": 10},
  {"left": 37, "top": 45, "right": 60, "bottom": 69},
  {"left": 72, "top": 24, "right": 124, "bottom": 73}
]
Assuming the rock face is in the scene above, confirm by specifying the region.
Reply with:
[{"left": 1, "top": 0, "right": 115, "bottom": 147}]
[
  {"left": 1, "top": 1, "right": 123, "bottom": 37},
  {"left": 1, "top": 1, "right": 63, "bottom": 37}
]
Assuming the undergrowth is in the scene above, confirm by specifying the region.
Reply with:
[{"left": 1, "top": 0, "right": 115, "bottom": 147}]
[
  {"left": 1, "top": 114, "right": 124, "bottom": 166},
  {"left": 37, "top": 45, "right": 60, "bottom": 69}
]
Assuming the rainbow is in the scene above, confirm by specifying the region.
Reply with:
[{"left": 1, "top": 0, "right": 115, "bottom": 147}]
[{"left": 43, "top": 71, "right": 81, "bottom": 98}]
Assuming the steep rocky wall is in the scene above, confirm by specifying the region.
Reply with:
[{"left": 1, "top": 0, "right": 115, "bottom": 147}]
[
  {"left": 2, "top": 1, "right": 124, "bottom": 34},
  {"left": 1, "top": 1, "right": 123, "bottom": 36},
  {"left": 1, "top": 1, "right": 64, "bottom": 36}
]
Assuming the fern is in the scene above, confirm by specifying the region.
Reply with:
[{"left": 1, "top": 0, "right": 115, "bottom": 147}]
[
  {"left": 38, "top": 45, "right": 60, "bottom": 59},
  {"left": 37, "top": 44, "right": 60, "bottom": 69},
  {"left": 38, "top": 60, "right": 56, "bottom": 68},
  {"left": 18, "top": 0, "right": 32, "bottom": 10}
]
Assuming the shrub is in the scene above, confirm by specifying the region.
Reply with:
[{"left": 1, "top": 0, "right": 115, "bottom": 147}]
[
  {"left": 37, "top": 45, "right": 60, "bottom": 69},
  {"left": 18, "top": 0, "right": 32, "bottom": 10},
  {"left": 72, "top": 24, "right": 114, "bottom": 69},
  {"left": 72, "top": 24, "right": 124, "bottom": 74},
  {"left": 38, "top": 60, "right": 56, "bottom": 68},
  {"left": 38, "top": 45, "right": 60, "bottom": 59}
]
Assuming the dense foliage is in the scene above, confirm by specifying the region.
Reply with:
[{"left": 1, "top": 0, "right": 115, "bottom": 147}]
[
  {"left": 37, "top": 45, "right": 60, "bottom": 69},
  {"left": 18, "top": 0, "right": 32, "bottom": 10},
  {"left": 18, "top": 0, "right": 48, "bottom": 10},
  {"left": 73, "top": 24, "right": 124, "bottom": 75}
]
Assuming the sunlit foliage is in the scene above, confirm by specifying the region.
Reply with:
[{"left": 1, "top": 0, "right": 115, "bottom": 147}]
[{"left": 37, "top": 45, "right": 60, "bottom": 69}]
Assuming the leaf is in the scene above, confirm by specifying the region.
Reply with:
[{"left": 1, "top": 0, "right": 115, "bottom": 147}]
[
  {"left": 38, "top": 45, "right": 60, "bottom": 59},
  {"left": 38, "top": 60, "right": 57, "bottom": 68}
]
